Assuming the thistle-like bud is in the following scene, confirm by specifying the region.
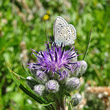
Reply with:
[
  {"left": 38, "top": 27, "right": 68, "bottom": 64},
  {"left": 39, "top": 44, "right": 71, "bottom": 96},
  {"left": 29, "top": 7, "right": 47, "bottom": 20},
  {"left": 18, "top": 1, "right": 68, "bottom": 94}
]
[
  {"left": 59, "top": 70, "right": 69, "bottom": 81},
  {"left": 35, "top": 70, "right": 48, "bottom": 83},
  {"left": 74, "top": 60, "right": 87, "bottom": 77},
  {"left": 66, "top": 77, "right": 80, "bottom": 91},
  {"left": 71, "top": 93, "right": 82, "bottom": 106},
  {"left": 26, "top": 76, "right": 38, "bottom": 89},
  {"left": 45, "top": 80, "right": 59, "bottom": 93},
  {"left": 80, "top": 60, "right": 87, "bottom": 74},
  {"left": 34, "top": 84, "right": 45, "bottom": 96}
]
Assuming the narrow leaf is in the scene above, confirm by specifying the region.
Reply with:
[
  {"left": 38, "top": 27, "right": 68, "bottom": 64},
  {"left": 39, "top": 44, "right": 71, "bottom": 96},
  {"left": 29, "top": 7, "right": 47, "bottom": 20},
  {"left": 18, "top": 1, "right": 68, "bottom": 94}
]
[
  {"left": 19, "top": 84, "right": 53, "bottom": 110},
  {"left": 21, "top": 63, "right": 31, "bottom": 76},
  {"left": 83, "top": 29, "right": 92, "bottom": 60}
]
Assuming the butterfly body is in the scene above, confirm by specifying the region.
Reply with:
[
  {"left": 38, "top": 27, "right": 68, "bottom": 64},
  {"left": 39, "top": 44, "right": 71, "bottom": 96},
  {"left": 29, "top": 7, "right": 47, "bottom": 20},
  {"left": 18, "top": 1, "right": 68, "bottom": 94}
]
[{"left": 54, "top": 16, "right": 76, "bottom": 46}]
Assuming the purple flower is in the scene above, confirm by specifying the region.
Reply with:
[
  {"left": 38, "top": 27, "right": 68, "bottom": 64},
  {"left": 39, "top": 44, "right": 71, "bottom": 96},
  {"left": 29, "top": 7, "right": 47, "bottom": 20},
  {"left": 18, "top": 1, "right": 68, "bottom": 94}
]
[{"left": 28, "top": 43, "right": 79, "bottom": 79}]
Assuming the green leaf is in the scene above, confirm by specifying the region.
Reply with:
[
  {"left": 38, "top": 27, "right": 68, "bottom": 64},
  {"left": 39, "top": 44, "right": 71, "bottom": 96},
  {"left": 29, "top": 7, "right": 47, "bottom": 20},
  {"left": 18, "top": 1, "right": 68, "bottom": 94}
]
[
  {"left": 7, "top": 63, "right": 54, "bottom": 110},
  {"left": 19, "top": 84, "right": 44, "bottom": 104},
  {"left": 7, "top": 64, "right": 25, "bottom": 82},
  {"left": 21, "top": 63, "right": 31, "bottom": 76},
  {"left": 19, "top": 84, "right": 54, "bottom": 110},
  {"left": 68, "top": 103, "right": 73, "bottom": 110},
  {"left": 65, "top": 92, "right": 71, "bottom": 96},
  {"left": 7, "top": 64, "right": 25, "bottom": 85}
]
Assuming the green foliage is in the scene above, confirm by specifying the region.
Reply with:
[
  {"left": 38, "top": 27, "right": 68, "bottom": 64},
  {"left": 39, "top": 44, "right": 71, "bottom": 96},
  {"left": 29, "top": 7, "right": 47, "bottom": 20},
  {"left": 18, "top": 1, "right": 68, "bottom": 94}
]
[{"left": 0, "top": 0, "right": 110, "bottom": 109}]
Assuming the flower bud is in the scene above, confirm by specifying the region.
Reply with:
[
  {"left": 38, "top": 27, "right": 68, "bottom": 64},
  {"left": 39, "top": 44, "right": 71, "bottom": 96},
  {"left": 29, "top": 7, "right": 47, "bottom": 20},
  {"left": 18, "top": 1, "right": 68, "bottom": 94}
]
[
  {"left": 80, "top": 60, "right": 87, "bottom": 74},
  {"left": 59, "top": 70, "right": 69, "bottom": 81},
  {"left": 36, "top": 70, "right": 48, "bottom": 83},
  {"left": 26, "top": 76, "right": 38, "bottom": 89},
  {"left": 74, "top": 60, "right": 87, "bottom": 77},
  {"left": 45, "top": 80, "right": 59, "bottom": 93},
  {"left": 34, "top": 84, "right": 45, "bottom": 96},
  {"left": 66, "top": 77, "right": 80, "bottom": 91},
  {"left": 71, "top": 93, "right": 82, "bottom": 106}
]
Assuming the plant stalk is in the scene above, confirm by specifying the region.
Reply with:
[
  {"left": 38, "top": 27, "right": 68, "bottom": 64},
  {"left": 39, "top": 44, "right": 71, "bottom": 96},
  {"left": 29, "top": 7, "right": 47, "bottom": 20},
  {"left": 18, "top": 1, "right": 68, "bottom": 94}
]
[{"left": 55, "top": 97, "right": 65, "bottom": 110}]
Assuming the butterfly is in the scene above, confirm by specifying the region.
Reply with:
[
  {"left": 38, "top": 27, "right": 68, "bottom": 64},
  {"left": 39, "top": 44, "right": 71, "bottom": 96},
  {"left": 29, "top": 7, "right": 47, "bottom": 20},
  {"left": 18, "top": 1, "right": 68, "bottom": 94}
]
[{"left": 53, "top": 16, "right": 76, "bottom": 46}]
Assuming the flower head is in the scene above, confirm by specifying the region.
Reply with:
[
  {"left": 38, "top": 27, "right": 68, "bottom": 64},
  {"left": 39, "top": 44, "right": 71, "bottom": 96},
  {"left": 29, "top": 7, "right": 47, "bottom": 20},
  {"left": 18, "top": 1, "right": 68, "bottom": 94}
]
[{"left": 28, "top": 43, "right": 79, "bottom": 80}]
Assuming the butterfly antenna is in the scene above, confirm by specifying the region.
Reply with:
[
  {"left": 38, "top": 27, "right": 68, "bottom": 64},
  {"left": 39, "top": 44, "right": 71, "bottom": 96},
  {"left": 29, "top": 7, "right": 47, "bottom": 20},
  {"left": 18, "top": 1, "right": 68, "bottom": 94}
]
[{"left": 83, "top": 29, "right": 92, "bottom": 60}]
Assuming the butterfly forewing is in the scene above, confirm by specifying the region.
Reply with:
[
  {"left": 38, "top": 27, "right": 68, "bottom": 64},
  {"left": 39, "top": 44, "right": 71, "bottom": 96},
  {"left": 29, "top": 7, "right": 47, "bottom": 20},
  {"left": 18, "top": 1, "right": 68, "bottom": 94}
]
[
  {"left": 54, "top": 16, "right": 76, "bottom": 46},
  {"left": 54, "top": 16, "right": 68, "bottom": 38}
]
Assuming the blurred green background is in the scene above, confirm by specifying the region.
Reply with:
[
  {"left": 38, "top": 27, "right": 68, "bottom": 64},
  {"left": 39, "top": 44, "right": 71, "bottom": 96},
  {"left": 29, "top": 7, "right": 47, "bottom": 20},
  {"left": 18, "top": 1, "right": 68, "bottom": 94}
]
[{"left": 0, "top": 0, "right": 110, "bottom": 110}]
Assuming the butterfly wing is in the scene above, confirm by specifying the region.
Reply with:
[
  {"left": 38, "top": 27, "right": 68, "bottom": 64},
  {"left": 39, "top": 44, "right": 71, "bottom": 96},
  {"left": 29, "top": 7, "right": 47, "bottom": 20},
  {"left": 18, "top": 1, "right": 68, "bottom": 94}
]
[
  {"left": 55, "top": 24, "right": 76, "bottom": 46},
  {"left": 54, "top": 16, "right": 68, "bottom": 41}
]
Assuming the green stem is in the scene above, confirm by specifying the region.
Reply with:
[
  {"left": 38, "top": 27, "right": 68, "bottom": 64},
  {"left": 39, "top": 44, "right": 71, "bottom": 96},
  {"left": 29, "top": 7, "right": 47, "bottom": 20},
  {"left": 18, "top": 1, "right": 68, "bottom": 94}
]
[{"left": 55, "top": 96, "right": 65, "bottom": 110}]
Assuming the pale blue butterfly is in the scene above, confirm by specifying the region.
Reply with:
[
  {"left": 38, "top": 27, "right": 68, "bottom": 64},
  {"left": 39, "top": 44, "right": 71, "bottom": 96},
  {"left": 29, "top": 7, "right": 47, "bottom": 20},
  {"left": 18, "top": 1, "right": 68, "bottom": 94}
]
[{"left": 54, "top": 16, "right": 76, "bottom": 46}]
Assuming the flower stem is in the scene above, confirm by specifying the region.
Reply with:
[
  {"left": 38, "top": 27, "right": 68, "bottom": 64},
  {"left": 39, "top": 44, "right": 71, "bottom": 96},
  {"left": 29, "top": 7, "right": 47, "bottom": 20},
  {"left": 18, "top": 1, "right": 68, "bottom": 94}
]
[{"left": 55, "top": 97, "right": 65, "bottom": 110}]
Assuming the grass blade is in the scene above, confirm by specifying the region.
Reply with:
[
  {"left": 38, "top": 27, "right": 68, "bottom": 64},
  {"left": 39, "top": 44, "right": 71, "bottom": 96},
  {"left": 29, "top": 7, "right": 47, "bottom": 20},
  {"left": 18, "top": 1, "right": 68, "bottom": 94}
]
[{"left": 83, "top": 29, "right": 92, "bottom": 60}]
